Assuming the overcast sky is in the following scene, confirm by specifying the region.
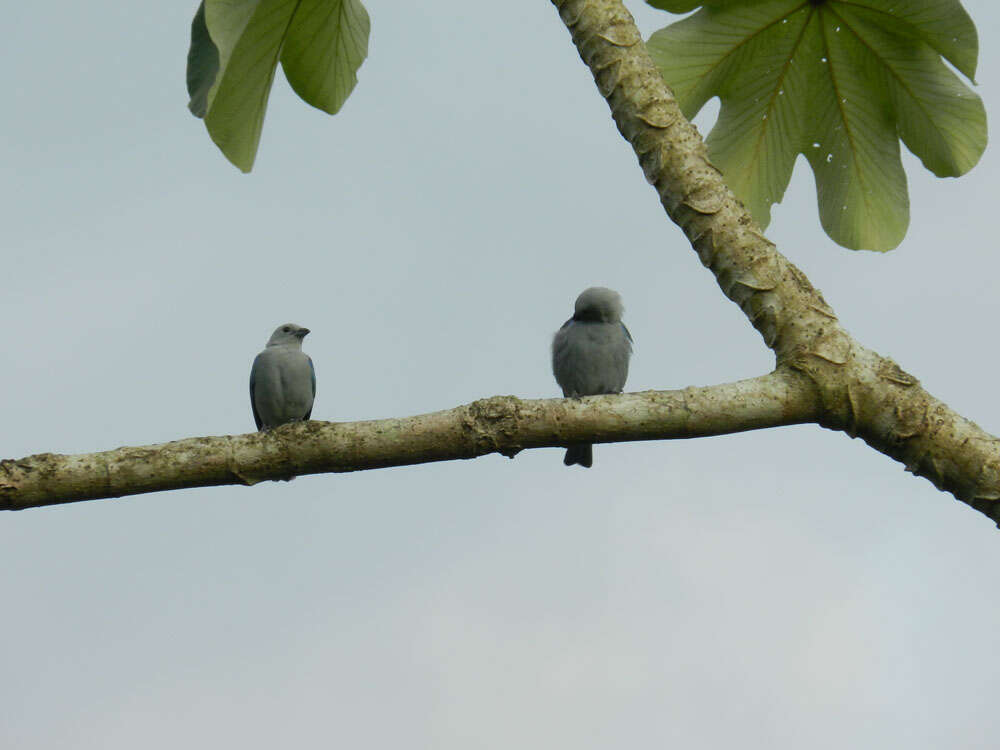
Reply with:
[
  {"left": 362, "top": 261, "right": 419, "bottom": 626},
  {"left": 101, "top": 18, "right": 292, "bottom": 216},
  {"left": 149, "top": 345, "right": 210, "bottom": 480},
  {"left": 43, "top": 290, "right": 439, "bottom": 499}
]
[{"left": 3, "top": 1, "right": 1000, "bottom": 747}]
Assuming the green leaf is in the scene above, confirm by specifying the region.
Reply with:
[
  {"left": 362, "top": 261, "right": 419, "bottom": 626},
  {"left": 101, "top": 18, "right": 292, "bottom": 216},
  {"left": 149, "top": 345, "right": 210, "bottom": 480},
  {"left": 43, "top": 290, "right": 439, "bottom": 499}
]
[
  {"left": 201, "top": 0, "right": 289, "bottom": 172},
  {"left": 847, "top": 0, "right": 978, "bottom": 82},
  {"left": 186, "top": 1, "right": 219, "bottom": 118},
  {"left": 646, "top": 0, "right": 986, "bottom": 251},
  {"left": 646, "top": 1, "right": 702, "bottom": 12},
  {"left": 281, "top": 0, "right": 370, "bottom": 115},
  {"left": 185, "top": 0, "right": 370, "bottom": 172}
]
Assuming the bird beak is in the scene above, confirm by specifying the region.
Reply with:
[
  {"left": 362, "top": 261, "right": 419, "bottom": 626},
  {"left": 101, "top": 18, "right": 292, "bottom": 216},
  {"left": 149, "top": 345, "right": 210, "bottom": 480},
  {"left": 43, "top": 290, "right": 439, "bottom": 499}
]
[{"left": 297, "top": 328, "right": 310, "bottom": 338}]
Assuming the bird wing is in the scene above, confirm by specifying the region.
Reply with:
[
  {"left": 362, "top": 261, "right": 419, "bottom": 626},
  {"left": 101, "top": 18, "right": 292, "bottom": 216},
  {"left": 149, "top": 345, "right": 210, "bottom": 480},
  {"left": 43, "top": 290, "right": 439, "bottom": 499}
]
[
  {"left": 305, "top": 356, "right": 316, "bottom": 420},
  {"left": 249, "top": 355, "right": 263, "bottom": 430}
]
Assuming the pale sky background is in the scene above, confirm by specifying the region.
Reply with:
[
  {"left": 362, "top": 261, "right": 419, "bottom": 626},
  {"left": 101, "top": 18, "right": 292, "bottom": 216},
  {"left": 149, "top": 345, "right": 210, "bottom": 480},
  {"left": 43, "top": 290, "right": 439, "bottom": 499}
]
[{"left": 3, "top": 1, "right": 1000, "bottom": 747}]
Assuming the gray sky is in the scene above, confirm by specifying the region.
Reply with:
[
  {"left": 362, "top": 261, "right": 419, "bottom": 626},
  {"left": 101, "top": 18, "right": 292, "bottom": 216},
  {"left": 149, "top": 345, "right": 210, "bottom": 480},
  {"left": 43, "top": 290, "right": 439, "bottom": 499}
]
[{"left": 3, "top": 1, "right": 1000, "bottom": 747}]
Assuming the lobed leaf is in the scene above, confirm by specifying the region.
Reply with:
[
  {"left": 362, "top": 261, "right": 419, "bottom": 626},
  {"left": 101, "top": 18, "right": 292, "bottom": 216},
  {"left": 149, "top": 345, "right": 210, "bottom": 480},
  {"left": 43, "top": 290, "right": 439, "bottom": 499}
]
[
  {"left": 646, "top": 0, "right": 986, "bottom": 251},
  {"left": 281, "top": 0, "right": 370, "bottom": 115},
  {"left": 185, "top": 0, "right": 370, "bottom": 172}
]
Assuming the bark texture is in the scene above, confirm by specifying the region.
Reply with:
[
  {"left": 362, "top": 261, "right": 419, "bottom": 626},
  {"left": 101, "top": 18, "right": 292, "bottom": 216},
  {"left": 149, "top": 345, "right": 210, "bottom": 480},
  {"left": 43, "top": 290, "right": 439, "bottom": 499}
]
[
  {"left": 551, "top": 0, "right": 1000, "bottom": 523},
  {"left": 2, "top": 374, "right": 815, "bottom": 510}
]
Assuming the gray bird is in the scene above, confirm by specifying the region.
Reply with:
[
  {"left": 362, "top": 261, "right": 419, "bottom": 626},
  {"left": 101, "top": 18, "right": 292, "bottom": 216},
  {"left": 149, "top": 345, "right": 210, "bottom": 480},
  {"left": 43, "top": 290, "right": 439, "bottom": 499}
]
[
  {"left": 250, "top": 323, "right": 316, "bottom": 430},
  {"left": 552, "top": 287, "right": 632, "bottom": 468}
]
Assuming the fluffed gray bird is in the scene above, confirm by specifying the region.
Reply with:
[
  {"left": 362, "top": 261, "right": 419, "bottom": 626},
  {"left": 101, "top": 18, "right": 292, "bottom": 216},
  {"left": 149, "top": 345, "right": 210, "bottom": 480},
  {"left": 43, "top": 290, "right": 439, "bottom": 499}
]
[
  {"left": 552, "top": 287, "right": 632, "bottom": 468},
  {"left": 250, "top": 323, "right": 316, "bottom": 431}
]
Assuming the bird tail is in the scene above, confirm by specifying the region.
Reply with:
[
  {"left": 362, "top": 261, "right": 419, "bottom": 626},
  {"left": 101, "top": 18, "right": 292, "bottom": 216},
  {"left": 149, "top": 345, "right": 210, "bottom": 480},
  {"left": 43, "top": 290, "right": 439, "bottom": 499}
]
[{"left": 564, "top": 444, "right": 593, "bottom": 468}]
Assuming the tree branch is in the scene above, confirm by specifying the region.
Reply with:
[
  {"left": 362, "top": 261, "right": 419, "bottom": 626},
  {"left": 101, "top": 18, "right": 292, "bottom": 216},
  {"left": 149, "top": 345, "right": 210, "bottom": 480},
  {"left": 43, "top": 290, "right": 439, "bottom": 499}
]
[
  {"left": 551, "top": 0, "right": 1000, "bottom": 524},
  {"left": 5, "top": 0, "right": 999, "bottom": 524},
  {"left": 1, "top": 372, "right": 816, "bottom": 510}
]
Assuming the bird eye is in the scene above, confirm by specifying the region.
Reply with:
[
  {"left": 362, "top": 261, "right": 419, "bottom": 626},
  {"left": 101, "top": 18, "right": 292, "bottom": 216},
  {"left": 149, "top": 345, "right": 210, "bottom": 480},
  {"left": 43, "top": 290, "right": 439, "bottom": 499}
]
[{"left": 282, "top": 326, "right": 291, "bottom": 332}]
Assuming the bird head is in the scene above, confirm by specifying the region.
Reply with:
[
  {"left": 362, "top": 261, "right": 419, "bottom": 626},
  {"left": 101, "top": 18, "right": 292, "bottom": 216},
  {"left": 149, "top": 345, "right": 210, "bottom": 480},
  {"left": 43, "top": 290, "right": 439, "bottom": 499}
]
[
  {"left": 266, "top": 323, "right": 310, "bottom": 347},
  {"left": 572, "top": 287, "right": 623, "bottom": 323}
]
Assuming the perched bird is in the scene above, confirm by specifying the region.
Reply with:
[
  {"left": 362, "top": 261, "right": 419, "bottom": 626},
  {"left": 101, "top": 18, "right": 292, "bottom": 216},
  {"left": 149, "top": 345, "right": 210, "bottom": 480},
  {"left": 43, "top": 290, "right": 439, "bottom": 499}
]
[
  {"left": 552, "top": 287, "right": 632, "bottom": 468},
  {"left": 250, "top": 323, "right": 315, "bottom": 430}
]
